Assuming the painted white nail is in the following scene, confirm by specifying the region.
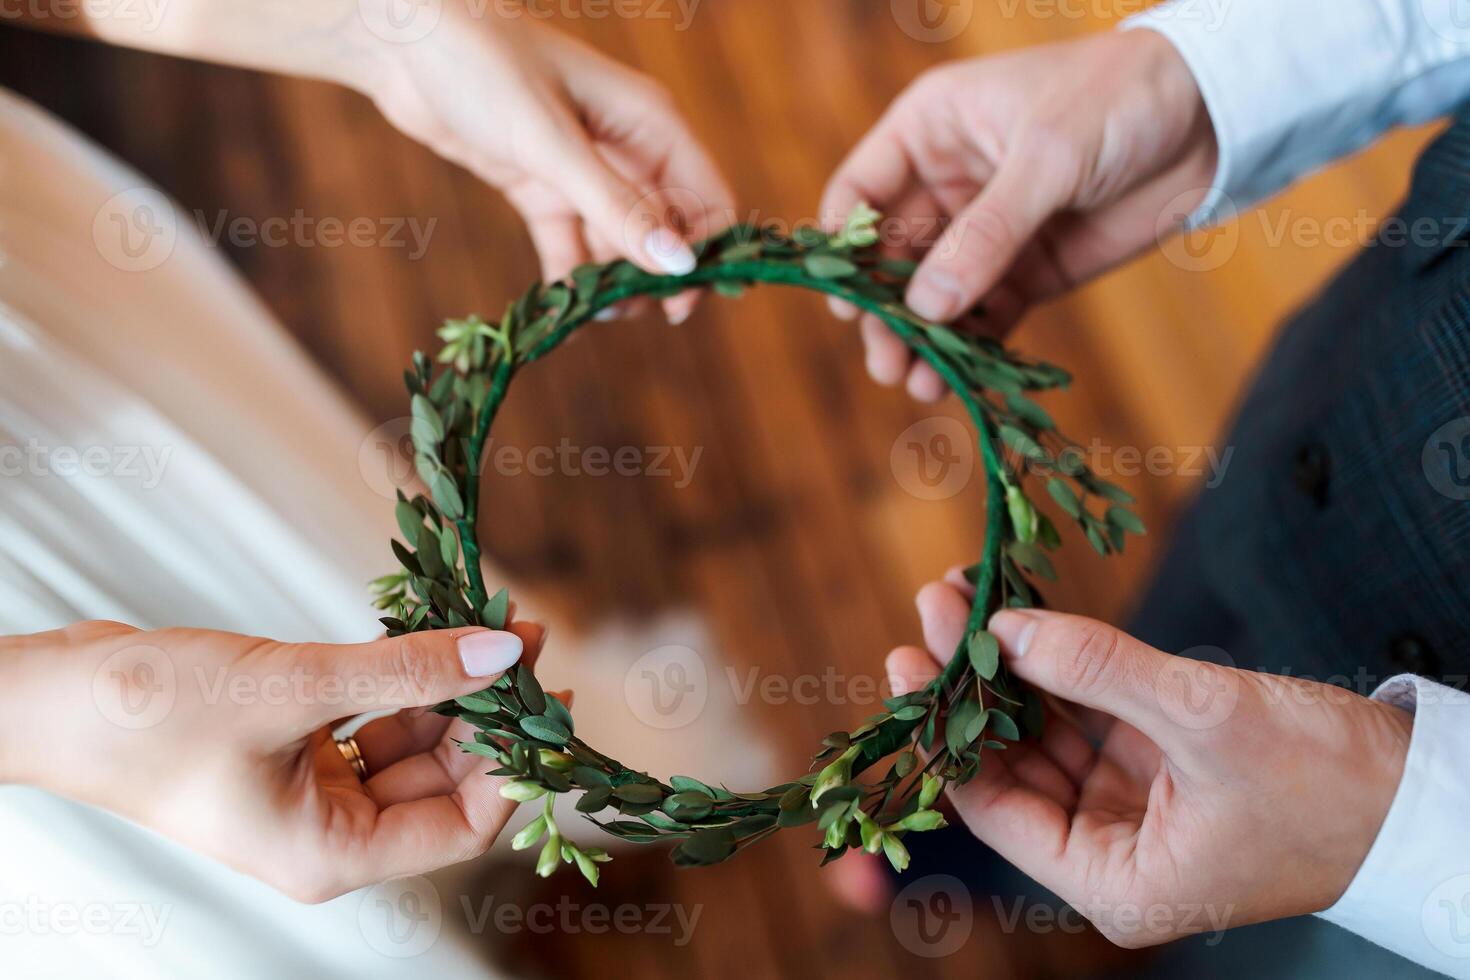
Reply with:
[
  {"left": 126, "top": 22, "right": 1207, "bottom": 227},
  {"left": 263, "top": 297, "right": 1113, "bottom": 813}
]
[
  {"left": 644, "top": 228, "right": 697, "bottom": 276},
  {"left": 458, "top": 630, "right": 523, "bottom": 677}
]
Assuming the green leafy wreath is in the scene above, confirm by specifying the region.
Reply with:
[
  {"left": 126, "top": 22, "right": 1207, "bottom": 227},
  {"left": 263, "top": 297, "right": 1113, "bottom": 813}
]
[{"left": 369, "top": 205, "right": 1144, "bottom": 886}]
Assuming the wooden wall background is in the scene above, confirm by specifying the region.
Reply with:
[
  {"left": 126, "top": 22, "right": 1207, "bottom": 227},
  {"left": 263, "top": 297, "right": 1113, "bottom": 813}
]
[{"left": 0, "top": 3, "right": 1440, "bottom": 978}]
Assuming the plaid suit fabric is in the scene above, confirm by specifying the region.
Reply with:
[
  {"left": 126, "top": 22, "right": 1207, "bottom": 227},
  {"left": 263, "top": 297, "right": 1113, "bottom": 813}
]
[{"left": 1131, "top": 116, "right": 1470, "bottom": 694}]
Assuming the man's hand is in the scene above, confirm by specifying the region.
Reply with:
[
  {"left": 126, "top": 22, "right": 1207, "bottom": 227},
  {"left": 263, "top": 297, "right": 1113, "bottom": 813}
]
[
  {"left": 884, "top": 576, "right": 1411, "bottom": 947},
  {"left": 822, "top": 30, "right": 1217, "bottom": 399}
]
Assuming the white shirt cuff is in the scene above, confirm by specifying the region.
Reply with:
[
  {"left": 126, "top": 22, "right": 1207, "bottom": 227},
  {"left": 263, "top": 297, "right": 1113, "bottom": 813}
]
[
  {"left": 1318, "top": 674, "right": 1470, "bottom": 978},
  {"left": 1123, "top": 0, "right": 1470, "bottom": 228}
]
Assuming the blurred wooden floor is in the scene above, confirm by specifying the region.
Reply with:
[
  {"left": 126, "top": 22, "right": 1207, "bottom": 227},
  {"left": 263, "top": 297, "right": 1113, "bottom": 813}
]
[{"left": 0, "top": 3, "right": 1442, "bottom": 978}]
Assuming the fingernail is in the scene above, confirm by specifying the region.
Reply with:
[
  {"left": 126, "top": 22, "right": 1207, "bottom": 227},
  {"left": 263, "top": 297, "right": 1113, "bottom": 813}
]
[
  {"left": 645, "top": 229, "right": 697, "bottom": 276},
  {"left": 668, "top": 308, "right": 691, "bottom": 326},
  {"left": 595, "top": 307, "right": 620, "bottom": 322},
  {"left": 828, "top": 297, "right": 858, "bottom": 321},
  {"left": 907, "top": 272, "right": 963, "bottom": 323},
  {"left": 988, "top": 610, "right": 1038, "bottom": 658},
  {"left": 458, "top": 630, "right": 523, "bottom": 677}
]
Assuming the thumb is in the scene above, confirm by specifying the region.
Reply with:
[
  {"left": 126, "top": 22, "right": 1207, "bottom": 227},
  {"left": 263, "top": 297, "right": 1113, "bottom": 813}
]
[
  {"left": 987, "top": 610, "right": 1218, "bottom": 751},
  {"left": 905, "top": 158, "right": 1062, "bottom": 324},
  {"left": 279, "top": 627, "right": 524, "bottom": 732}
]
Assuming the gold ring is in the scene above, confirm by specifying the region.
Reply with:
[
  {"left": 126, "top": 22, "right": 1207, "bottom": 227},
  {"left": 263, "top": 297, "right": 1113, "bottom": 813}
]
[{"left": 336, "top": 736, "right": 368, "bottom": 780}]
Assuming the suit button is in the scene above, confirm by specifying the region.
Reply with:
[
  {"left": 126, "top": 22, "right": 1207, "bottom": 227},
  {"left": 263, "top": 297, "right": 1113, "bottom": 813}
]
[
  {"left": 1293, "top": 442, "right": 1331, "bottom": 507},
  {"left": 1388, "top": 633, "right": 1440, "bottom": 677}
]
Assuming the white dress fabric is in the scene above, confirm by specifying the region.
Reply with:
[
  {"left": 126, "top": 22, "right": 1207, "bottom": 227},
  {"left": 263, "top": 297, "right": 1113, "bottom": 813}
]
[{"left": 0, "top": 86, "right": 500, "bottom": 978}]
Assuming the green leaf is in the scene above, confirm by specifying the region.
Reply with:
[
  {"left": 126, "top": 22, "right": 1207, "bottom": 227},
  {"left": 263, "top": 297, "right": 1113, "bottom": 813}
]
[
  {"left": 543, "top": 693, "right": 574, "bottom": 735},
  {"left": 576, "top": 785, "right": 613, "bottom": 813},
  {"left": 672, "top": 829, "right": 737, "bottom": 866},
  {"left": 1092, "top": 479, "right": 1137, "bottom": 505},
  {"left": 395, "top": 501, "right": 424, "bottom": 543},
  {"left": 1008, "top": 541, "right": 1057, "bottom": 581},
  {"left": 571, "top": 766, "right": 611, "bottom": 789},
  {"left": 967, "top": 630, "right": 1000, "bottom": 680},
  {"left": 1107, "top": 506, "right": 1147, "bottom": 535},
  {"left": 663, "top": 792, "right": 715, "bottom": 822},
  {"left": 429, "top": 471, "right": 464, "bottom": 520},
  {"left": 454, "top": 691, "right": 500, "bottom": 714},
  {"left": 410, "top": 394, "right": 445, "bottom": 443},
  {"left": 1085, "top": 522, "right": 1110, "bottom": 556},
  {"left": 456, "top": 740, "right": 502, "bottom": 760},
  {"left": 998, "top": 425, "right": 1049, "bottom": 463},
  {"left": 803, "top": 254, "right": 859, "bottom": 279},
  {"left": 482, "top": 587, "right": 510, "bottom": 629},
  {"left": 669, "top": 775, "right": 717, "bottom": 797},
  {"left": 1004, "top": 393, "right": 1054, "bottom": 430},
  {"left": 416, "top": 524, "right": 446, "bottom": 579},
  {"left": 612, "top": 782, "right": 665, "bottom": 804},
  {"left": 598, "top": 820, "right": 661, "bottom": 842},
  {"left": 718, "top": 241, "right": 762, "bottom": 262},
  {"left": 946, "top": 698, "right": 982, "bottom": 756},
  {"left": 984, "top": 709, "right": 1021, "bottom": 742},
  {"left": 515, "top": 664, "right": 546, "bottom": 715},
  {"left": 713, "top": 281, "right": 746, "bottom": 298},
  {"left": 1047, "top": 478, "right": 1082, "bottom": 519},
  {"left": 519, "top": 715, "right": 571, "bottom": 745}
]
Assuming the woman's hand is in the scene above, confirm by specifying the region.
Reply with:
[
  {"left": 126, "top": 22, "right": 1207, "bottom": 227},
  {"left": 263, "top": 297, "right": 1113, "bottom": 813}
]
[
  {"left": 821, "top": 29, "right": 1217, "bottom": 399},
  {"left": 0, "top": 615, "right": 547, "bottom": 903},
  {"left": 883, "top": 577, "right": 1411, "bottom": 947},
  {"left": 360, "top": 6, "right": 735, "bottom": 323},
  {"left": 13, "top": 1, "right": 734, "bottom": 323}
]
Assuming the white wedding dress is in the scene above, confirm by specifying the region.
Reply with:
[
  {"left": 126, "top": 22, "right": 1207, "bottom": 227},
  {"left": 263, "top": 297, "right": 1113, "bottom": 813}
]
[{"left": 0, "top": 87, "right": 775, "bottom": 977}]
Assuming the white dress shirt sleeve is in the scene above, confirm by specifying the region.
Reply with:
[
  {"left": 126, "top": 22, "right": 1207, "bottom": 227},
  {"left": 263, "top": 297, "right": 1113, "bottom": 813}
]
[
  {"left": 1122, "top": 0, "right": 1470, "bottom": 225},
  {"left": 1313, "top": 674, "right": 1470, "bottom": 978}
]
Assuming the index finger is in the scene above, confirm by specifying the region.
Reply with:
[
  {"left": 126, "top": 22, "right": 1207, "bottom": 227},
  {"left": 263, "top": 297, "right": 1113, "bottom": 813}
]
[{"left": 820, "top": 112, "right": 917, "bottom": 232}]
